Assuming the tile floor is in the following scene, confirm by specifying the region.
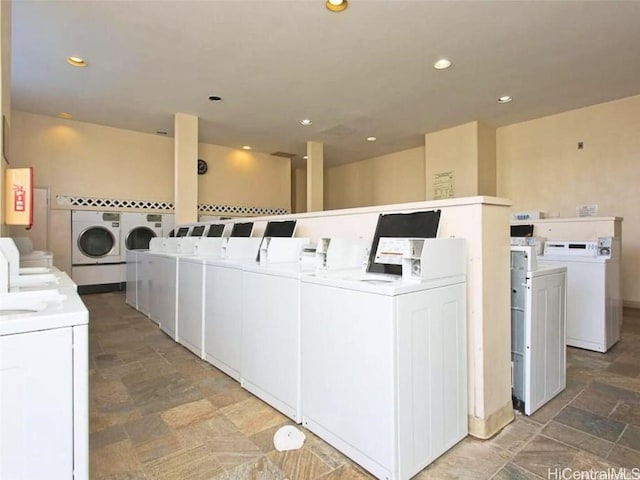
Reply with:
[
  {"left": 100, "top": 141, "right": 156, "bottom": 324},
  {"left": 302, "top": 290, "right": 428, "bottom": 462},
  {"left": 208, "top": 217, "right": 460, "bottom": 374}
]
[{"left": 88, "top": 292, "right": 640, "bottom": 479}]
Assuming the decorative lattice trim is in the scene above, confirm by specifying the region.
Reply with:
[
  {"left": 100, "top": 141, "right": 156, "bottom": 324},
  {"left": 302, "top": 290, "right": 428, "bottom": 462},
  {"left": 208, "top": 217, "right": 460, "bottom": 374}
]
[
  {"left": 57, "top": 195, "right": 174, "bottom": 210},
  {"left": 56, "top": 195, "right": 288, "bottom": 216},
  {"left": 198, "top": 203, "right": 288, "bottom": 216}
]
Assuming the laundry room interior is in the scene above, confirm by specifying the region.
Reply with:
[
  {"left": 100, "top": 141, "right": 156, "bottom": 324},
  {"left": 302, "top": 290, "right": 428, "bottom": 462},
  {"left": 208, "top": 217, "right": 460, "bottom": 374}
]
[{"left": 1, "top": 2, "right": 639, "bottom": 480}]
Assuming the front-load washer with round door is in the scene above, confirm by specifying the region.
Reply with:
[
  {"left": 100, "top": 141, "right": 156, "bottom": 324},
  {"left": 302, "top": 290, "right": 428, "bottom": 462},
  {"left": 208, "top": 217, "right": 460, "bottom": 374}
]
[
  {"left": 71, "top": 210, "right": 122, "bottom": 293},
  {"left": 121, "top": 213, "right": 163, "bottom": 255},
  {"left": 163, "top": 213, "right": 175, "bottom": 237}
]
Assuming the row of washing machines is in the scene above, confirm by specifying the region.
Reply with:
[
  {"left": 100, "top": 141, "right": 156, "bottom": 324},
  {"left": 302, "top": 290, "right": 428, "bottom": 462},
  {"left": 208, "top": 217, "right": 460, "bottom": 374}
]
[
  {"left": 71, "top": 211, "right": 179, "bottom": 292},
  {"left": 125, "top": 211, "right": 470, "bottom": 480}
]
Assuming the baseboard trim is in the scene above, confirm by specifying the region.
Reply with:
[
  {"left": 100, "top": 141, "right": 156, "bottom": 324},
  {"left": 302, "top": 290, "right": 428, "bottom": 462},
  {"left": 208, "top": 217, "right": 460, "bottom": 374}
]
[
  {"left": 468, "top": 400, "right": 514, "bottom": 439},
  {"left": 78, "top": 282, "right": 124, "bottom": 295}
]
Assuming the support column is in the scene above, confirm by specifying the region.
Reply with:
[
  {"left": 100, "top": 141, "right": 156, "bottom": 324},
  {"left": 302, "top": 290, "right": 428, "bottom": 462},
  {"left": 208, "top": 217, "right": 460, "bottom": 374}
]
[
  {"left": 306, "top": 141, "right": 324, "bottom": 212},
  {"left": 174, "top": 113, "right": 198, "bottom": 225},
  {"left": 424, "top": 121, "right": 511, "bottom": 439}
]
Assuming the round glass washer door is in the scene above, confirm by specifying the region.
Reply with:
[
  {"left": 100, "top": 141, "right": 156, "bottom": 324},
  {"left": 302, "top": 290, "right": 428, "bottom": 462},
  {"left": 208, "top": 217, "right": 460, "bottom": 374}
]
[
  {"left": 77, "top": 226, "right": 115, "bottom": 258},
  {"left": 126, "top": 227, "right": 156, "bottom": 250}
]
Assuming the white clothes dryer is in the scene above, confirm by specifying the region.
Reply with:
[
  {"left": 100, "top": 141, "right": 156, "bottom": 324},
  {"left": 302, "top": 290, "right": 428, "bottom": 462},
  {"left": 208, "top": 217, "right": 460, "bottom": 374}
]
[
  {"left": 162, "top": 213, "right": 175, "bottom": 237},
  {"left": 121, "top": 213, "right": 163, "bottom": 257},
  {"left": 71, "top": 211, "right": 122, "bottom": 292}
]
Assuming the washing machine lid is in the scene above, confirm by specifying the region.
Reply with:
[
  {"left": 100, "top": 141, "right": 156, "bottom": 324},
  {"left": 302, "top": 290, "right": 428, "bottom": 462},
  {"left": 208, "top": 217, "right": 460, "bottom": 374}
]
[
  {"left": 77, "top": 226, "right": 116, "bottom": 258},
  {"left": 126, "top": 226, "right": 157, "bottom": 250}
]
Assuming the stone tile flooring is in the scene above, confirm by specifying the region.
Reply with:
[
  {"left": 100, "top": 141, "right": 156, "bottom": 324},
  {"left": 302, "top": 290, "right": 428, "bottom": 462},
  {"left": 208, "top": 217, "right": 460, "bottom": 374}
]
[{"left": 88, "top": 292, "right": 640, "bottom": 479}]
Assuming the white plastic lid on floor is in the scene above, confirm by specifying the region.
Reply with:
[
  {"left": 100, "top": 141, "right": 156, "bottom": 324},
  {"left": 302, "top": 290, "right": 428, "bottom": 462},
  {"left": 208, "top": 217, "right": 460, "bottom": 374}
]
[{"left": 273, "top": 425, "right": 306, "bottom": 452}]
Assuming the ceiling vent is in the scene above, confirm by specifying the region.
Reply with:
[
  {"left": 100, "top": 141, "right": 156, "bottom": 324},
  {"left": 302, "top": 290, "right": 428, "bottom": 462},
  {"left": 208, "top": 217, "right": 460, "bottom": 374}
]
[{"left": 270, "top": 151, "right": 298, "bottom": 159}]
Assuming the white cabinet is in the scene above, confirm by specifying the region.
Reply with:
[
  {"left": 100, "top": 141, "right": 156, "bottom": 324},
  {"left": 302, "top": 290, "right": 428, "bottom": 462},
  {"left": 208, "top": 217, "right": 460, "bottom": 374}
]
[{"left": 1, "top": 324, "right": 88, "bottom": 480}]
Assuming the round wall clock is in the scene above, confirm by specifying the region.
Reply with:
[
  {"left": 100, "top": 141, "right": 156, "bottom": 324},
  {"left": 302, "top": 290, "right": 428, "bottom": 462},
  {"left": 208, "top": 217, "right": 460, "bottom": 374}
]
[{"left": 197, "top": 159, "right": 208, "bottom": 175}]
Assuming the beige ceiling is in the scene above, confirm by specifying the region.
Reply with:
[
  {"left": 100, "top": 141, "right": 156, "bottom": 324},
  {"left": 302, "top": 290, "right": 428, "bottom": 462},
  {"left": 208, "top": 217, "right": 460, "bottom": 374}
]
[{"left": 10, "top": 0, "right": 640, "bottom": 167}]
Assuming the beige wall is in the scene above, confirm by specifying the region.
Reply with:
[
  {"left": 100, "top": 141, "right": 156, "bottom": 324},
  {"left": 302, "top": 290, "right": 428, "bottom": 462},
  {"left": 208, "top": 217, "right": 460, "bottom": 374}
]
[
  {"left": 0, "top": 0, "right": 10, "bottom": 233},
  {"left": 198, "top": 143, "right": 291, "bottom": 212},
  {"left": 477, "top": 121, "right": 497, "bottom": 196},
  {"left": 11, "top": 111, "right": 175, "bottom": 203},
  {"left": 291, "top": 167, "right": 307, "bottom": 214},
  {"left": 9, "top": 111, "right": 291, "bottom": 273},
  {"left": 11, "top": 111, "right": 291, "bottom": 212},
  {"left": 425, "top": 121, "right": 496, "bottom": 200},
  {"left": 497, "top": 94, "right": 640, "bottom": 303},
  {"left": 324, "top": 146, "right": 425, "bottom": 210}
]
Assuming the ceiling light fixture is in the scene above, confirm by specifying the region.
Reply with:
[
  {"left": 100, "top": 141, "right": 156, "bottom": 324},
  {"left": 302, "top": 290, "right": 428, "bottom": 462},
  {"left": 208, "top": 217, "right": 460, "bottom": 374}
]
[
  {"left": 208, "top": 95, "right": 223, "bottom": 102},
  {"left": 57, "top": 112, "right": 73, "bottom": 119},
  {"left": 497, "top": 95, "right": 513, "bottom": 104},
  {"left": 300, "top": 119, "right": 313, "bottom": 126},
  {"left": 367, "top": 136, "right": 377, "bottom": 142},
  {"left": 326, "top": 0, "right": 347, "bottom": 12},
  {"left": 433, "top": 58, "right": 452, "bottom": 70},
  {"left": 303, "top": 155, "right": 308, "bottom": 160},
  {"left": 66, "top": 56, "right": 87, "bottom": 67},
  {"left": 242, "top": 145, "right": 252, "bottom": 150}
]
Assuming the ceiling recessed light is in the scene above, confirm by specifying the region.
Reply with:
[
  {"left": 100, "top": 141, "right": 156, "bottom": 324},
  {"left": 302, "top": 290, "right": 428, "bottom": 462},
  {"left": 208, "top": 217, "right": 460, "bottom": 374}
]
[
  {"left": 208, "top": 95, "right": 223, "bottom": 102},
  {"left": 156, "top": 130, "right": 168, "bottom": 135},
  {"left": 300, "top": 119, "right": 313, "bottom": 126},
  {"left": 326, "top": 0, "right": 347, "bottom": 12},
  {"left": 66, "top": 56, "right": 87, "bottom": 67},
  {"left": 242, "top": 145, "right": 251, "bottom": 150},
  {"left": 367, "top": 136, "right": 377, "bottom": 142},
  {"left": 498, "top": 95, "right": 513, "bottom": 104},
  {"left": 57, "top": 112, "right": 73, "bottom": 119},
  {"left": 433, "top": 58, "right": 451, "bottom": 70}
]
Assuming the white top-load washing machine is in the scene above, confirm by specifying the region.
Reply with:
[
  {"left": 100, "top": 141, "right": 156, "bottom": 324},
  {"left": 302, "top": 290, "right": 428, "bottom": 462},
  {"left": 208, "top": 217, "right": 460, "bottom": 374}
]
[
  {"left": 300, "top": 237, "right": 467, "bottom": 480},
  {"left": 148, "top": 237, "right": 200, "bottom": 340},
  {"left": 539, "top": 237, "right": 621, "bottom": 352},
  {"left": 201, "top": 237, "right": 263, "bottom": 381},
  {"left": 240, "top": 237, "right": 367, "bottom": 422},
  {"left": 0, "top": 266, "right": 88, "bottom": 480},
  {"left": 71, "top": 210, "right": 122, "bottom": 292},
  {"left": 0, "top": 238, "right": 76, "bottom": 293},
  {"left": 510, "top": 246, "right": 567, "bottom": 415},
  {"left": 176, "top": 237, "right": 228, "bottom": 358}
]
